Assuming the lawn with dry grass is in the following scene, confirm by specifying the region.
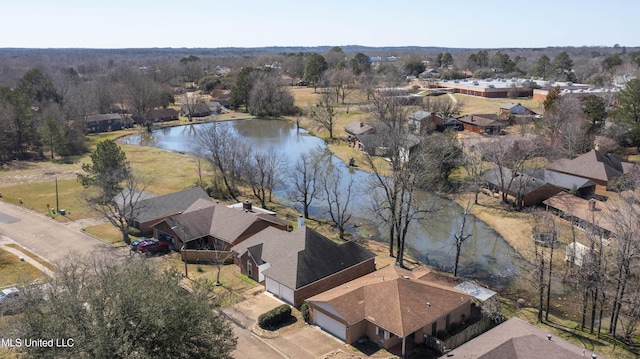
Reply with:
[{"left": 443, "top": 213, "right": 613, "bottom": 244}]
[
  {"left": 0, "top": 248, "right": 47, "bottom": 287},
  {"left": 454, "top": 93, "right": 544, "bottom": 116}
]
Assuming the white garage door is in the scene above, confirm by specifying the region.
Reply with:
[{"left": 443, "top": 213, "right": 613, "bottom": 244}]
[
  {"left": 265, "top": 278, "right": 279, "bottom": 296},
  {"left": 280, "top": 285, "right": 294, "bottom": 305},
  {"left": 315, "top": 311, "right": 346, "bottom": 341}
]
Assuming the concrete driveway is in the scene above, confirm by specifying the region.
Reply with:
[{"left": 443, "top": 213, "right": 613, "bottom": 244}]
[{"left": 224, "top": 291, "right": 346, "bottom": 359}]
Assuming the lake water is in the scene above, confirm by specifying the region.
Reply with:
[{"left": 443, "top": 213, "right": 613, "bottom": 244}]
[{"left": 122, "top": 119, "right": 522, "bottom": 289}]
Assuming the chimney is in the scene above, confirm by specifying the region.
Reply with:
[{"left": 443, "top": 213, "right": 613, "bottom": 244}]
[
  {"left": 360, "top": 122, "right": 364, "bottom": 127},
  {"left": 588, "top": 199, "right": 596, "bottom": 211},
  {"left": 243, "top": 200, "right": 252, "bottom": 212},
  {"left": 297, "top": 214, "right": 305, "bottom": 228}
]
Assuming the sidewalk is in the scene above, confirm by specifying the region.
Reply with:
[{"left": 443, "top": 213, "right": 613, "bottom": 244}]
[{"left": 0, "top": 236, "right": 56, "bottom": 278}]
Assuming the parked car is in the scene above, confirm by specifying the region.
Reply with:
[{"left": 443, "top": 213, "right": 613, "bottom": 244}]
[
  {"left": 0, "top": 287, "right": 22, "bottom": 314},
  {"left": 131, "top": 238, "right": 155, "bottom": 251},
  {"left": 138, "top": 241, "right": 170, "bottom": 255},
  {"left": 0, "top": 287, "right": 20, "bottom": 304}
]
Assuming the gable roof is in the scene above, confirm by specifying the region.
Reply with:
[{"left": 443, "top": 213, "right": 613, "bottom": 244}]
[
  {"left": 482, "top": 165, "right": 551, "bottom": 196},
  {"left": 162, "top": 202, "right": 287, "bottom": 245},
  {"left": 458, "top": 114, "right": 501, "bottom": 128},
  {"left": 527, "top": 168, "right": 595, "bottom": 191},
  {"left": 547, "top": 149, "right": 635, "bottom": 183},
  {"left": 260, "top": 227, "right": 375, "bottom": 289},
  {"left": 542, "top": 192, "right": 616, "bottom": 234},
  {"left": 134, "top": 187, "right": 211, "bottom": 224},
  {"left": 449, "top": 317, "right": 602, "bottom": 358},
  {"left": 344, "top": 121, "right": 376, "bottom": 136},
  {"left": 308, "top": 265, "right": 473, "bottom": 338}
]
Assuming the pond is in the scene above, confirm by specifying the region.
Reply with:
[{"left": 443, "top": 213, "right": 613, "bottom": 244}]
[{"left": 122, "top": 119, "right": 523, "bottom": 290}]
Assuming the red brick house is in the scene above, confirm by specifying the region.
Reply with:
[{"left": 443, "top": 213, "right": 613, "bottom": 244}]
[{"left": 232, "top": 226, "right": 376, "bottom": 306}]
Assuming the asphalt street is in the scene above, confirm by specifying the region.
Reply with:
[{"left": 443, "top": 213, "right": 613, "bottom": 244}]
[{"left": 0, "top": 201, "right": 116, "bottom": 265}]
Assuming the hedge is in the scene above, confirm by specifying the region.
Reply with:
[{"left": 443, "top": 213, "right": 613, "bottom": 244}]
[{"left": 258, "top": 304, "right": 292, "bottom": 329}]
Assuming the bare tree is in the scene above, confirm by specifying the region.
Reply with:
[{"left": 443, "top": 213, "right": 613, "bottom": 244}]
[
  {"left": 180, "top": 92, "right": 204, "bottom": 122},
  {"left": 422, "top": 96, "right": 462, "bottom": 118},
  {"left": 361, "top": 94, "right": 445, "bottom": 266},
  {"left": 196, "top": 124, "right": 242, "bottom": 202},
  {"left": 288, "top": 149, "right": 325, "bottom": 218},
  {"left": 309, "top": 90, "right": 336, "bottom": 139},
  {"left": 243, "top": 148, "right": 287, "bottom": 209},
  {"left": 480, "top": 137, "right": 546, "bottom": 210},
  {"left": 453, "top": 199, "right": 473, "bottom": 277},
  {"left": 320, "top": 163, "right": 354, "bottom": 240},
  {"left": 326, "top": 68, "right": 355, "bottom": 104},
  {"left": 83, "top": 172, "right": 151, "bottom": 245}
]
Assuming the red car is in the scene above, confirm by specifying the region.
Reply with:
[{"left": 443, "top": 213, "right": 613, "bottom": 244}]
[{"left": 138, "top": 240, "right": 171, "bottom": 255}]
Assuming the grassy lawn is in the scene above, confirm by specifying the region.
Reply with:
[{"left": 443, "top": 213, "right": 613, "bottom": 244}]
[
  {"left": 0, "top": 248, "right": 47, "bottom": 287},
  {"left": 453, "top": 93, "right": 544, "bottom": 115},
  {"left": 4, "top": 244, "right": 56, "bottom": 272}
]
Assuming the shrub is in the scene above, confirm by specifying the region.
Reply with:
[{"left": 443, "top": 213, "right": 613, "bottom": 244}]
[
  {"left": 258, "top": 304, "right": 292, "bottom": 329},
  {"left": 300, "top": 302, "right": 310, "bottom": 323}
]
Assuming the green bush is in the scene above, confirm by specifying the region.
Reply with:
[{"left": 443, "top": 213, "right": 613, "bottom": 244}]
[
  {"left": 300, "top": 302, "right": 310, "bottom": 323},
  {"left": 258, "top": 304, "right": 292, "bottom": 329}
]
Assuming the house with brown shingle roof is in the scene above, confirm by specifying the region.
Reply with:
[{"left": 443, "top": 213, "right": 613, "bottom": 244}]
[
  {"left": 307, "top": 265, "right": 473, "bottom": 357},
  {"left": 547, "top": 149, "right": 636, "bottom": 190},
  {"left": 150, "top": 200, "right": 289, "bottom": 251},
  {"left": 127, "top": 186, "right": 212, "bottom": 234},
  {"left": 458, "top": 114, "right": 503, "bottom": 134},
  {"left": 444, "top": 317, "right": 603, "bottom": 358},
  {"left": 232, "top": 226, "right": 376, "bottom": 306}
]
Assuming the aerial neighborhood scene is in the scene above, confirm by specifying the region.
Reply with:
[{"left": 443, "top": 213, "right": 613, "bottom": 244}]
[{"left": 3, "top": 1, "right": 640, "bottom": 358}]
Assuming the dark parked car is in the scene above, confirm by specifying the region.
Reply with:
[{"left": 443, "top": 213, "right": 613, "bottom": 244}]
[{"left": 138, "top": 241, "right": 170, "bottom": 255}]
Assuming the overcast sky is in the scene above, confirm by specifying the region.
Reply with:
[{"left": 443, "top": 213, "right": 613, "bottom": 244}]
[{"left": 2, "top": 0, "right": 637, "bottom": 49}]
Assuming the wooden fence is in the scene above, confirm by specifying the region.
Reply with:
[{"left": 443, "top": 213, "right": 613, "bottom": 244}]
[
  {"left": 181, "top": 249, "right": 233, "bottom": 264},
  {"left": 425, "top": 316, "right": 496, "bottom": 354}
]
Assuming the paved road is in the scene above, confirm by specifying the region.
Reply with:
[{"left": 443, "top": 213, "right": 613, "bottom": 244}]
[{"left": 0, "top": 201, "right": 117, "bottom": 264}]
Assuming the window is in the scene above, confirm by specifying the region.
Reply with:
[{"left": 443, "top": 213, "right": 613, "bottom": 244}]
[
  {"left": 247, "top": 262, "right": 253, "bottom": 277},
  {"left": 375, "top": 326, "right": 390, "bottom": 339}
]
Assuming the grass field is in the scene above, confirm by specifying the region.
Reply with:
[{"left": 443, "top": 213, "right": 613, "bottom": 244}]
[{"left": 0, "top": 248, "right": 46, "bottom": 287}]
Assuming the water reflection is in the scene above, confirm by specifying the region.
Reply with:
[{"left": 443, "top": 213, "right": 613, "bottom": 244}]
[{"left": 121, "top": 119, "right": 520, "bottom": 289}]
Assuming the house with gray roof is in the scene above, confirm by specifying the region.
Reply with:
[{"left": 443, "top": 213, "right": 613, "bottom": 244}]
[
  {"left": 482, "top": 165, "right": 562, "bottom": 208},
  {"left": 128, "top": 186, "right": 212, "bottom": 234},
  {"left": 85, "top": 113, "right": 134, "bottom": 133},
  {"left": 526, "top": 168, "right": 595, "bottom": 197},
  {"left": 444, "top": 317, "right": 603, "bottom": 358},
  {"left": 232, "top": 226, "right": 375, "bottom": 306}
]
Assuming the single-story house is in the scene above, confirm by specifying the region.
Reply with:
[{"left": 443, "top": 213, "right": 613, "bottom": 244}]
[
  {"left": 232, "top": 226, "right": 376, "bottom": 306},
  {"left": 498, "top": 103, "right": 535, "bottom": 121},
  {"left": 543, "top": 191, "right": 616, "bottom": 236},
  {"left": 180, "top": 102, "right": 213, "bottom": 117},
  {"left": 458, "top": 114, "right": 503, "bottom": 134},
  {"left": 126, "top": 186, "right": 212, "bottom": 234},
  {"left": 84, "top": 113, "right": 134, "bottom": 133},
  {"left": 151, "top": 200, "right": 289, "bottom": 251},
  {"left": 547, "top": 149, "right": 636, "bottom": 190},
  {"left": 147, "top": 108, "right": 179, "bottom": 122},
  {"left": 307, "top": 265, "right": 474, "bottom": 357},
  {"left": 344, "top": 121, "right": 377, "bottom": 139},
  {"left": 444, "top": 317, "right": 603, "bottom": 358},
  {"left": 482, "top": 165, "right": 562, "bottom": 207},
  {"left": 525, "top": 168, "right": 596, "bottom": 197}
]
